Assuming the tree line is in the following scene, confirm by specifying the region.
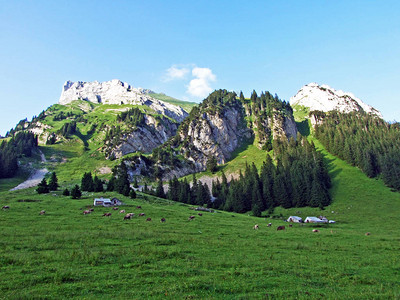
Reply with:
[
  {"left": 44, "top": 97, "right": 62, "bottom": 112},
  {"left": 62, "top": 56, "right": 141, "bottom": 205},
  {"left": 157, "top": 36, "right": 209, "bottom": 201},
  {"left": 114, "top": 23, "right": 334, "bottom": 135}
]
[
  {"left": 314, "top": 111, "right": 400, "bottom": 191},
  {"left": 0, "top": 132, "right": 38, "bottom": 179},
  {"left": 142, "top": 135, "right": 331, "bottom": 215}
]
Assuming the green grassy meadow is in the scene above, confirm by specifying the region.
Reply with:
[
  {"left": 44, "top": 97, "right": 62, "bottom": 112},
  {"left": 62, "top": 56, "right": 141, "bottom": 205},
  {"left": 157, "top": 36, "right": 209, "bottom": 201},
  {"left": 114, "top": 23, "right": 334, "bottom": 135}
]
[{"left": 1, "top": 141, "right": 400, "bottom": 299}]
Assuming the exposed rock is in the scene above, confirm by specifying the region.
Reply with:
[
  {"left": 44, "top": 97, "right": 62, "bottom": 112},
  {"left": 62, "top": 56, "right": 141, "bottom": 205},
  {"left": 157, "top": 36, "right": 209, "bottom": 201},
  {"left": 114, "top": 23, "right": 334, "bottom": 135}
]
[
  {"left": 270, "top": 111, "right": 297, "bottom": 141},
  {"left": 180, "top": 107, "right": 252, "bottom": 171},
  {"left": 290, "top": 82, "right": 382, "bottom": 118},
  {"left": 107, "top": 115, "right": 179, "bottom": 158},
  {"left": 59, "top": 79, "right": 188, "bottom": 122}
]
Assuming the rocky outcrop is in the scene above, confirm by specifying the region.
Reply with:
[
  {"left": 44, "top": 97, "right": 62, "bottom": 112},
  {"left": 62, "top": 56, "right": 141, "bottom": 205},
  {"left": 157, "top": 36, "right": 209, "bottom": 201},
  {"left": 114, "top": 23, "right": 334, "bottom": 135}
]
[
  {"left": 180, "top": 107, "right": 252, "bottom": 171},
  {"left": 59, "top": 79, "right": 188, "bottom": 122},
  {"left": 270, "top": 111, "right": 297, "bottom": 141},
  {"left": 107, "top": 115, "right": 179, "bottom": 159},
  {"left": 290, "top": 82, "right": 382, "bottom": 118}
]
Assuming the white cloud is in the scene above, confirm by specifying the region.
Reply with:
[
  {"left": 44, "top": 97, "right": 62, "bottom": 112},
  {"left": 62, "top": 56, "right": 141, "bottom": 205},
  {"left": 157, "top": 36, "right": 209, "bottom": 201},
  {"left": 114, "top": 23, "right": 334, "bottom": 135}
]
[
  {"left": 164, "top": 66, "right": 190, "bottom": 82},
  {"left": 187, "top": 67, "right": 216, "bottom": 98}
]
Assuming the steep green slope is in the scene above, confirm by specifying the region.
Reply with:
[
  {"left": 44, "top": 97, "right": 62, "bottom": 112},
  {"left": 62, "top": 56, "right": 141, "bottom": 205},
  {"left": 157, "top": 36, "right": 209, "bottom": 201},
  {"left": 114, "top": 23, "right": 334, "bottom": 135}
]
[{"left": 149, "top": 93, "right": 197, "bottom": 113}]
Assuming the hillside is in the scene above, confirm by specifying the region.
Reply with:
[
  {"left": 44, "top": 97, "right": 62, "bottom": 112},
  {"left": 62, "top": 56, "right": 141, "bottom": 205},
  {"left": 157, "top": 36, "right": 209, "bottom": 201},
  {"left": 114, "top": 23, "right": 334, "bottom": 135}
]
[{"left": 0, "top": 139, "right": 399, "bottom": 298}]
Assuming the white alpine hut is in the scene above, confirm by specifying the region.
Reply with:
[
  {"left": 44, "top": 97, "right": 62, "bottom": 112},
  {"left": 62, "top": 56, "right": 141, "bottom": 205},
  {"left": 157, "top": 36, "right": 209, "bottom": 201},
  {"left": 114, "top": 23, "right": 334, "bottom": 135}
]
[{"left": 286, "top": 216, "right": 303, "bottom": 223}]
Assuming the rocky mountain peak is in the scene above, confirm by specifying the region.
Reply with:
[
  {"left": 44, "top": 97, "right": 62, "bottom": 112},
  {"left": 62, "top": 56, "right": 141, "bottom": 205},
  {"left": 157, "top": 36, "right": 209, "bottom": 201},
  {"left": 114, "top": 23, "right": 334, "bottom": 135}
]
[
  {"left": 59, "top": 79, "right": 187, "bottom": 122},
  {"left": 290, "top": 82, "right": 382, "bottom": 118}
]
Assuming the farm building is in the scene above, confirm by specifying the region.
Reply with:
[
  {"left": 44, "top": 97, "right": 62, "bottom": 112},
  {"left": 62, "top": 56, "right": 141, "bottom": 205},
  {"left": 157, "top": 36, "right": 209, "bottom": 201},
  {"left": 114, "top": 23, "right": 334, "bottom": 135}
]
[
  {"left": 304, "top": 216, "right": 328, "bottom": 223},
  {"left": 94, "top": 197, "right": 123, "bottom": 207},
  {"left": 286, "top": 216, "right": 303, "bottom": 223}
]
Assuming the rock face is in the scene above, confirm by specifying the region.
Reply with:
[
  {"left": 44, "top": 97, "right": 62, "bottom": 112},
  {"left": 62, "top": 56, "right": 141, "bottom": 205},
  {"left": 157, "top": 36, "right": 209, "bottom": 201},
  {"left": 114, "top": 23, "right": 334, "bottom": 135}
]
[
  {"left": 180, "top": 107, "right": 252, "bottom": 171},
  {"left": 59, "top": 79, "right": 188, "bottom": 122},
  {"left": 290, "top": 82, "right": 382, "bottom": 118},
  {"left": 108, "top": 115, "right": 179, "bottom": 159}
]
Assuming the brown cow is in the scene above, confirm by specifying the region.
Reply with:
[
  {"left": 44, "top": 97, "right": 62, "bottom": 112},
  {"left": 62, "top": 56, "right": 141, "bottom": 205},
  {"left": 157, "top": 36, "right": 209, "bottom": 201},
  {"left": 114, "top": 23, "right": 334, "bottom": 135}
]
[
  {"left": 39, "top": 210, "right": 46, "bottom": 215},
  {"left": 160, "top": 218, "right": 166, "bottom": 223},
  {"left": 103, "top": 213, "right": 112, "bottom": 217},
  {"left": 136, "top": 206, "right": 142, "bottom": 209},
  {"left": 146, "top": 218, "right": 152, "bottom": 222},
  {"left": 119, "top": 210, "right": 126, "bottom": 214},
  {"left": 139, "top": 213, "right": 145, "bottom": 217},
  {"left": 365, "top": 232, "right": 371, "bottom": 236},
  {"left": 198, "top": 213, "right": 203, "bottom": 216},
  {"left": 267, "top": 223, "right": 272, "bottom": 227},
  {"left": 2, "top": 205, "right": 10, "bottom": 210},
  {"left": 113, "top": 207, "right": 119, "bottom": 210},
  {"left": 83, "top": 210, "right": 91, "bottom": 215},
  {"left": 124, "top": 214, "right": 133, "bottom": 220},
  {"left": 188, "top": 215, "right": 195, "bottom": 221},
  {"left": 289, "top": 224, "right": 293, "bottom": 228},
  {"left": 312, "top": 229, "right": 320, "bottom": 233},
  {"left": 277, "top": 226, "right": 285, "bottom": 231}
]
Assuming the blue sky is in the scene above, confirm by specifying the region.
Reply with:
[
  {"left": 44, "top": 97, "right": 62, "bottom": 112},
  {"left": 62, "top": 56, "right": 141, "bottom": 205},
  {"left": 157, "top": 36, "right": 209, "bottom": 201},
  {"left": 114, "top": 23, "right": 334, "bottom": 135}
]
[{"left": 1, "top": 1, "right": 399, "bottom": 135}]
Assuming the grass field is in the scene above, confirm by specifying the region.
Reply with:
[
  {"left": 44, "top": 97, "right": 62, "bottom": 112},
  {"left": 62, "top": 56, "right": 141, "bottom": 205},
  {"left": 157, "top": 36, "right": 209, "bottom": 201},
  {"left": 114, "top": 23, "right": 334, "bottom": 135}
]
[{"left": 1, "top": 139, "right": 400, "bottom": 299}]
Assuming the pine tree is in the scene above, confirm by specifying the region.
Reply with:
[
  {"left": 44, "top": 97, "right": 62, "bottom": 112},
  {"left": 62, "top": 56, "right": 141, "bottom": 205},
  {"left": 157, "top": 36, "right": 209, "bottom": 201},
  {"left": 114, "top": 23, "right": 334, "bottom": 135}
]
[
  {"left": 48, "top": 172, "right": 59, "bottom": 191},
  {"left": 63, "top": 188, "right": 70, "bottom": 196},
  {"left": 36, "top": 178, "right": 50, "bottom": 194},
  {"left": 155, "top": 179, "right": 165, "bottom": 198},
  {"left": 71, "top": 185, "right": 82, "bottom": 199},
  {"left": 93, "top": 176, "right": 104, "bottom": 192},
  {"left": 129, "top": 189, "right": 136, "bottom": 199},
  {"left": 81, "top": 172, "right": 94, "bottom": 192}
]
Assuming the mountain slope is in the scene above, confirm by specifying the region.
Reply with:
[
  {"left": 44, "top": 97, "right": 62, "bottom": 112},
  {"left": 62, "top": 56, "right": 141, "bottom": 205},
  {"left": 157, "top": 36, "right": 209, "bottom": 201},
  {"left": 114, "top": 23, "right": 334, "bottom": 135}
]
[{"left": 290, "top": 82, "right": 382, "bottom": 118}]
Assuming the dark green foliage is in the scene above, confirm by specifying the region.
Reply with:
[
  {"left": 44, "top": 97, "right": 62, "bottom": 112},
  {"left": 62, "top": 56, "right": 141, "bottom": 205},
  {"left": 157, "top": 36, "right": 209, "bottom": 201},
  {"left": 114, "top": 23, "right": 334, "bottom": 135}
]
[
  {"left": 71, "top": 185, "right": 82, "bottom": 199},
  {"left": 93, "top": 176, "right": 104, "bottom": 192},
  {"left": 314, "top": 111, "right": 400, "bottom": 191},
  {"left": 109, "top": 163, "right": 131, "bottom": 197},
  {"left": 211, "top": 136, "right": 331, "bottom": 213},
  {"left": 48, "top": 172, "right": 59, "bottom": 191},
  {"left": 207, "top": 156, "right": 218, "bottom": 173},
  {"left": 59, "top": 121, "right": 77, "bottom": 137},
  {"left": 116, "top": 107, "right": 145, "bottom": 126},
  {"left": 129, "top": 189, "right": 136, "bottom": 199},
  {"left": 36, "top": 178, "right": 50, "bottom": 194},
  {"left": 155, "top": 179, "right": 166, "bottom": 198},
  {"left": 81, "top": 172, "right": 94, "bottom": 192},
  {"left": 63, "top": 188, "right": 70, "bottom": 196},
  {"left": 0, "top": 131, "right": 38, "bottom": 179}
]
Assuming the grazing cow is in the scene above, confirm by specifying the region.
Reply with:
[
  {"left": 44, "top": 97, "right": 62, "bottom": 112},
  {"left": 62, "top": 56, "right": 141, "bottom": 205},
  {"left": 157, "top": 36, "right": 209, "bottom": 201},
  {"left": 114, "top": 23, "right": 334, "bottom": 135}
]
[
  {"left": 124, "top": 214, "right": 133, "bottom": 220},
  {"left": 83, "top": 210, "right": 91, "bottom": 215},
  {"left": 89, "top": 208, "right": 94, "bottom": 212},
  {"left": 139, "top": 213, "right": 145, "bottom": 217},
  {"left": 119, "top": 210, "right": 126, "bottom": 214},
  {"left": 277, "top": 226, "right": 285, "bottom": 231},
  {"left": 188, "top": 215, "right": 195, "bottom": 221},
  {"left": 365, "top": 232, "right": 371, "bottom": 236},
  {"left": 198, "top": 213, "right": 203, "bottom": 216},
  {"left": 312, "top": 229, "right": 320, "bottom": 233},
  {"left": 254, "top": 224, "right": 259, "bottom": 230},
  {"left": 113, "top": 207, "right": 119, "bottom": 210},
  {"left": 103, "top": 213, "right": 111, "bottom": 217},
  {"left": 136, "top": 206, "right": 142, "bottom": 209},
  {"left": 2, "top": 205, "right": 10, "bottom": 210},
  {"left": 146, "top": 218, "right": 152, "bottom": 222},
  {"left": 267, "top": 223, "right": 272, "bottom": 227},
  {"left": 289, "top": 224, "right": 293, "bottom": 228},
  {"left": 39, "top": 210, "right": 46, "bottom": 215},
  {"left": 160, "top": 218, "right": 166, "bottom": 223}
]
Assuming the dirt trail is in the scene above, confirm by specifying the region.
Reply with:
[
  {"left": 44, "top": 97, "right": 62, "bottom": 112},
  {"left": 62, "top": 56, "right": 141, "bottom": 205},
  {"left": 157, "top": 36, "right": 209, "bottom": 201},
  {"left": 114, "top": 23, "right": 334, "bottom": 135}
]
[{"left": 10, "top": 149, "right": 48, "bottom": 191}]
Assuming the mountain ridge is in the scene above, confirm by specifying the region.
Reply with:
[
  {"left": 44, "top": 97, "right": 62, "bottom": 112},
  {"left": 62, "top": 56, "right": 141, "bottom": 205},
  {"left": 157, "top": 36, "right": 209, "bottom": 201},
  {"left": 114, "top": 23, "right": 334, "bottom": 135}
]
[{"left": 290, "top": 82, "right": 382, "bottom": 118}]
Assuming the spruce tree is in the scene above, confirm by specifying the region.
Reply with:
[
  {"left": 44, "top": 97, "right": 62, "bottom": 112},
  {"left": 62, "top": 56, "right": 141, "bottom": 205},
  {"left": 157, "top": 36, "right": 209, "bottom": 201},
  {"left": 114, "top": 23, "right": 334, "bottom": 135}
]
[
  {"left": 71, "top": 185, "right": 82, "bottom": 199},
  {"left": 36, "top": 178, "right": 50, "bottom": 194},
  {"left": 81, "top": 172, "right": 94, "bottom": 192},
  {"left": 48, "top": 172, "right": 59, "bottom": 191},
  {"left": 155, "top": 179, "right": 166, "bottom": 198}
]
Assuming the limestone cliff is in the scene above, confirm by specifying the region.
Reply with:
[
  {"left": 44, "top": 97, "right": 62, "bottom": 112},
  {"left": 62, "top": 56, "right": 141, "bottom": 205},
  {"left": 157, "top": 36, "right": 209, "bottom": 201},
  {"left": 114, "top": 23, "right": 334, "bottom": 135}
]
[{"left": 59, "top": 79, "right": 188, "bottom": 122}]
